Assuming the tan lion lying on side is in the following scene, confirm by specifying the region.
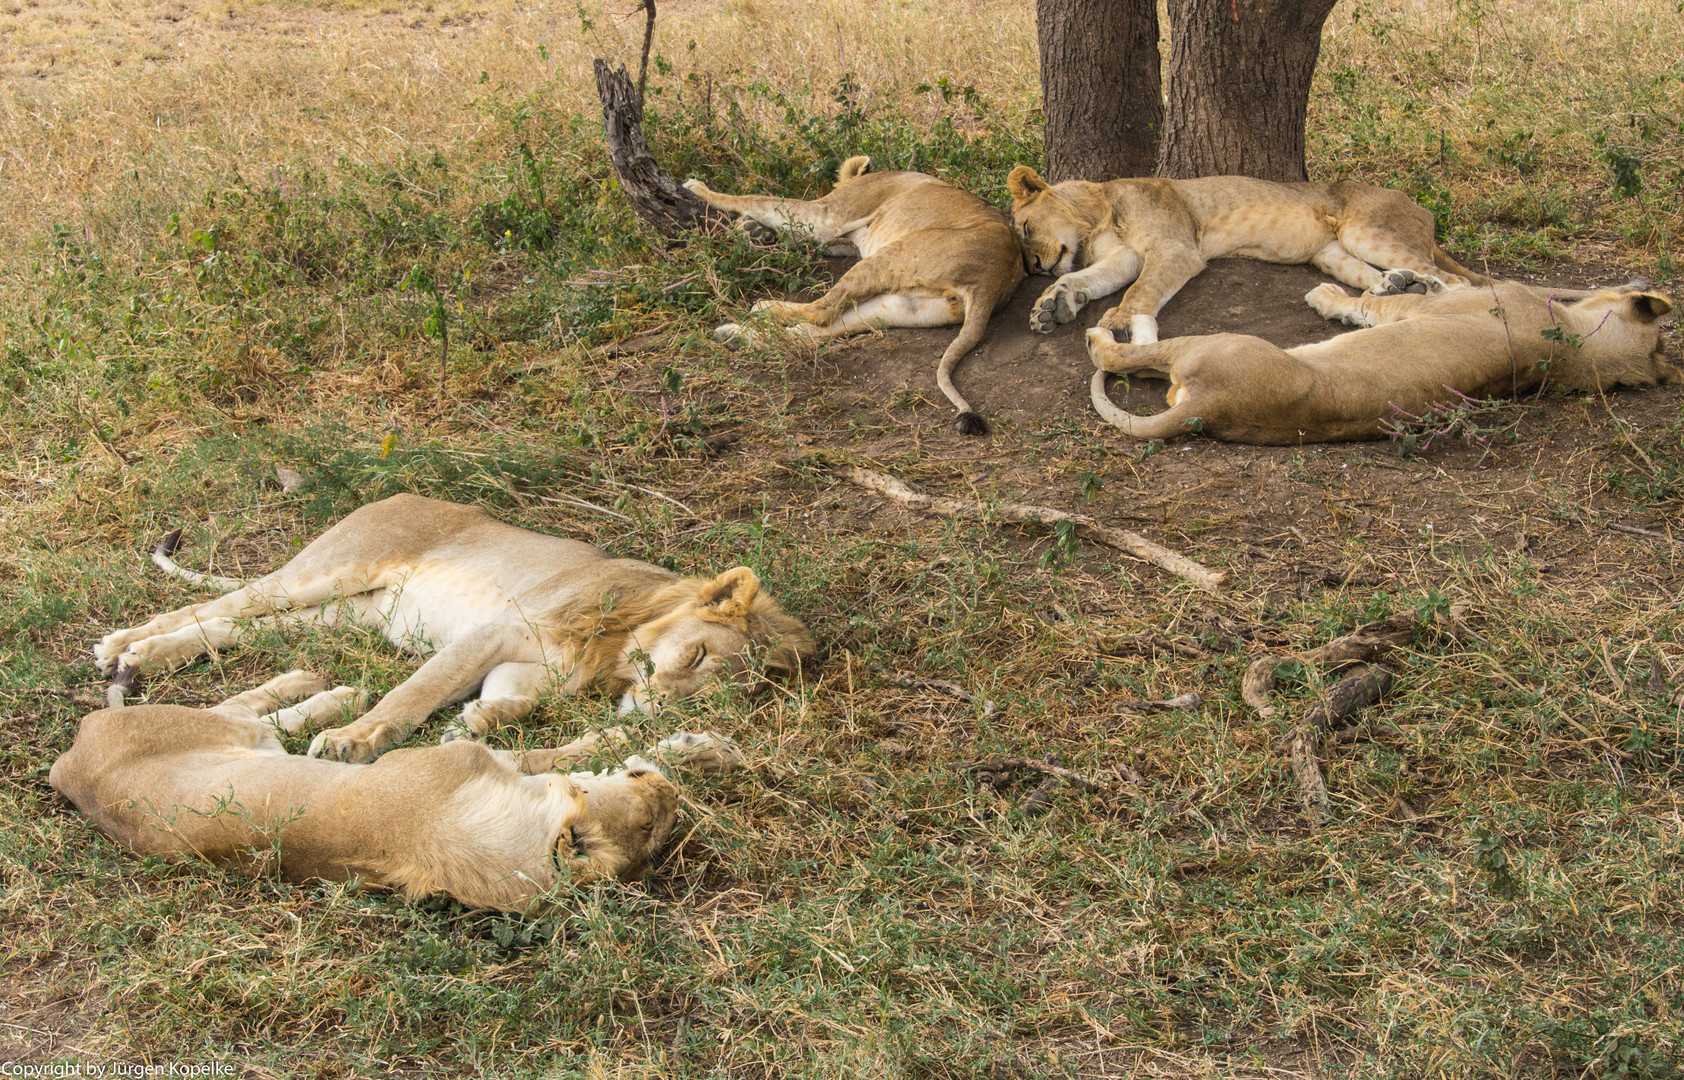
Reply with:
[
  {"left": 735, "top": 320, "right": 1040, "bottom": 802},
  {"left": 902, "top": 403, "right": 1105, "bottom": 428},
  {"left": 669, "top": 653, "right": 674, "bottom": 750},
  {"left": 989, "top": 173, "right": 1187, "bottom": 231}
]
[
  {"left": 1086, "top": 281, "right": 1676, "bottom": 445},
  {"left": 50, "top": 671, "right": 740, "bottom": 912},
  {"left": 685, "top": 156, "right": 1024, "bottom": 435},
  {"left": 95, "top": 495, "right": 814, "bottom": 763},
  {"left": 1007, "top": 165, "right": 1484, "bottom": 346}
]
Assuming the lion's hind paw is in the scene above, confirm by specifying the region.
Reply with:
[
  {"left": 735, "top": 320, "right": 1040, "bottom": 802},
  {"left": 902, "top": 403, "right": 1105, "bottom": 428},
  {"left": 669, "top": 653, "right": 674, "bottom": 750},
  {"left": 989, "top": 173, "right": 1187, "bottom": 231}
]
[{"left": 1369, "top": 269, "right": 1446, "bottom": 297}]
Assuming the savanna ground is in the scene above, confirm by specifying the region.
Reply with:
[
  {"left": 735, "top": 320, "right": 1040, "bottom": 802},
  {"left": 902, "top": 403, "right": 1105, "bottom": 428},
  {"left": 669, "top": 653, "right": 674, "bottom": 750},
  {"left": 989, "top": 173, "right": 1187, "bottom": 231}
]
[{"left": 2, "top": 0, "right": 1683, "bottom": 1075}]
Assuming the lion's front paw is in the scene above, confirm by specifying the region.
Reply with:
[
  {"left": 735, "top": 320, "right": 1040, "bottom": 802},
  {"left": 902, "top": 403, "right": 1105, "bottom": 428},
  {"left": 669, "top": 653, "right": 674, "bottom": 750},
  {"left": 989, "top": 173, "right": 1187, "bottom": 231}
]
[
  {"left": 714, "top": 322, "right": 749, "bottom": 347},
  {"left": 655, "top": 731, "right": 745, "bottom": 778},
  {"left": 1305, "top": 283, "right": 1352, "bottom": 317},
  {"left": 308, "top": 723, "right": 390, "bottom": 763},
  {"left": 682, "top": 178, "right": 711, "bottom": 199},
  {"left": 1030, "top": 279, "right": 1086, "bottom": 333}
]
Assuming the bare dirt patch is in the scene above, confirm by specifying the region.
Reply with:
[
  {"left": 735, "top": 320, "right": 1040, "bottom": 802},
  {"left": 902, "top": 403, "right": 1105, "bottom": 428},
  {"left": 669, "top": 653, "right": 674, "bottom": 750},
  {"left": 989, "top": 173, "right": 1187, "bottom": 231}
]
[{"left": 769, "top": 257, "right": 1682, "bottom": 597}]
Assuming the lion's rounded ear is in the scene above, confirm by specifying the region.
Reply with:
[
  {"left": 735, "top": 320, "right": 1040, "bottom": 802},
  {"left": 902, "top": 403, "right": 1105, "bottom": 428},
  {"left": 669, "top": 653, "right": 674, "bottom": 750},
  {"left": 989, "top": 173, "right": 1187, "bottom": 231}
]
[
  {"left": 698, "top": 566, "right": 761, "bottom": 619},
  {"left": 838, "top": 156, "right": 872, "bottom": 185},
  {"left": 1007, "top": 165, "right": 1050, "bottom": 201},
  {"left": 1631, "top": 293, "right": 1674, "bottom": 322}
]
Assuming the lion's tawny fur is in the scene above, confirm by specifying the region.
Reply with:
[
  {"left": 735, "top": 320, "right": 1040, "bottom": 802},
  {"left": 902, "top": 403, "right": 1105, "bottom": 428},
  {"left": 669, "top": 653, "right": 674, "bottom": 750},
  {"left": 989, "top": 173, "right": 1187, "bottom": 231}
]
[
  {"left": 48, "top": 672, "right": 685, "bottom": 913},
  {"left": 95, "top": 495, "right": 815, "bottom": 763},
  {"left": 1007, "top": 166, "right": 1484, "bottom": 345},
  {"left": 1087, "top": 281, "right": 1676, "bottom": 445},
  {"left": 685, "top": 156, "right": 1024, "bottom": 435}
]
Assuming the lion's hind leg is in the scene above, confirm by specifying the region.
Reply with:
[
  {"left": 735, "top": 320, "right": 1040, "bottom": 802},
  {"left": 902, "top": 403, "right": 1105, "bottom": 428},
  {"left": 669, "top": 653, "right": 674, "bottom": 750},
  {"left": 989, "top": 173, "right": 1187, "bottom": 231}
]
[
  {"left": 1333, "top": 221, "right": 1464, "bottom": 292},
  {"left": 1310, "top": 242, "right": 1386, "bottom": 294}
]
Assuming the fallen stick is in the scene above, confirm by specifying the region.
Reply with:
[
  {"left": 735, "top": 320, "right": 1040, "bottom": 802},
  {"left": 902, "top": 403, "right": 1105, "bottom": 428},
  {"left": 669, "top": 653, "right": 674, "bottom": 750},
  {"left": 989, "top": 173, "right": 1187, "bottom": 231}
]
[
  {"left": 1115, "top": 692, "right": 1202, "bottom": 716},
  {"left": 843, "top": 466, "right": 1226, "bottom": 593},
  {"left": 1242, "top": 611, "right": 1418, "bottom": 721},
  {"left": 1302, "top": 665, "right": 1393, "bottom": 733},
  {"left": 956, "top": 756, "right": 1121, "bottom": 795},
  {"left": 879, "top": 668, "right": 998, "bottom": 717},
  {"left": 1285, "top": 729, "right": 1329, "bottom": 823}
]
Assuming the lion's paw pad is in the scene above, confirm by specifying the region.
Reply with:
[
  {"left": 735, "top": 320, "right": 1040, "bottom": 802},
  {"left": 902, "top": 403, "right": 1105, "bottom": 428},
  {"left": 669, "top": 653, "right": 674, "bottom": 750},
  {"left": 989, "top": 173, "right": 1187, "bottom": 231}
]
[
  {"left": 1370, "top": 269, "right": 1444, "bottom": 297},
  {"left": 1030, "top": 282, "right": 1082, "bottom": 333}
]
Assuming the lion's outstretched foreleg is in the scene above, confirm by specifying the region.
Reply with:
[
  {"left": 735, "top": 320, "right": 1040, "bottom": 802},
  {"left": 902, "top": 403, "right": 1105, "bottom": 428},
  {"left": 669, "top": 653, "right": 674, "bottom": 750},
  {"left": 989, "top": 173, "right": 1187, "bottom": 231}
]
[
  {"left": 1305, "top": 283, "right": 1436, "bottom": 327},
  {"left": 1092, "top": 247, "right": 1207, "bottom": 345}
]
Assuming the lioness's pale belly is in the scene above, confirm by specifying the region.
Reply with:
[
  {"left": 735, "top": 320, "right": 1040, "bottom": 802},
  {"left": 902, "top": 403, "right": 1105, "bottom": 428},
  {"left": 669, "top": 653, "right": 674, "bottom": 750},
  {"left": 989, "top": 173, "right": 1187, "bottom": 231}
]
[{"left": 357, "top": 562, "right": 527, "bottom": 654}]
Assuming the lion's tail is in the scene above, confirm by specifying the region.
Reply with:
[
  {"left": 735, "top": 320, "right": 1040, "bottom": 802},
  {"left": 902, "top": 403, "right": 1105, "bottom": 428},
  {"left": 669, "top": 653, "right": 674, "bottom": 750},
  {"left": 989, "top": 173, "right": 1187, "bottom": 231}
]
[
  {"left": 151, "top": 529, "right": 247, "bottom": 594},
  {"left": 1089, "top": 371, "right": 1201, "bottom": 440},
  {"left": 937, "top": 288, "right": 995, "bottom": 436},
  {"left": 1434, "top": 245, "right": 1489, "bottom": 287}
]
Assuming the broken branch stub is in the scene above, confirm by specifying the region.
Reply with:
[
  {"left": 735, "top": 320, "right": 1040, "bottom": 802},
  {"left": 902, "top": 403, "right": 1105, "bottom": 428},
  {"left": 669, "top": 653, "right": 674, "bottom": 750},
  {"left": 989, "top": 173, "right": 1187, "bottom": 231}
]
[{"left": 593, "top": 59, "right": 730, "bottom": 236}]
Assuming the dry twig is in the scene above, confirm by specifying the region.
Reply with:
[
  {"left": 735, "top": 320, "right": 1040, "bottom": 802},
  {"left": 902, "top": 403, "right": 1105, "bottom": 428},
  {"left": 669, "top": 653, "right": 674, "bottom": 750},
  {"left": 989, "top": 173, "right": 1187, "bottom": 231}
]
[
  {"left": 878, "top": 669, "right": 998, "bottom": 717},
  {"left": 1115, "top": 692, "right": 1202, "bottom": 716},
  {"left": 843, "top": 466, "right": 1226, "bottom": 593}
]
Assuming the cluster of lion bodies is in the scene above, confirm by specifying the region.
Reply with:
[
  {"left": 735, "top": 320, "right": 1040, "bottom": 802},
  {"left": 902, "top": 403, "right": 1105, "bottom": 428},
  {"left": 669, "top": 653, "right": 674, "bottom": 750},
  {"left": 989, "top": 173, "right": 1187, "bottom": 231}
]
[
  {"left": 51, "top": 155, "right": 1679, "bottom": 912},
  {"left": 62, "top": 495, "right": 808, "bottom": 907},
  {"left": 694, "top": 156, "right": 1672, "bottom": 446}
]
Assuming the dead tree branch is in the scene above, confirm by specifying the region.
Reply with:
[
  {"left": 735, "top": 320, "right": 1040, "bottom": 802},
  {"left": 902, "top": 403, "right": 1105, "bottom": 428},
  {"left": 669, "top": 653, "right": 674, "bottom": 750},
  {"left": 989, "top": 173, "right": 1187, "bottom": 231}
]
[
  {"left": 843, "top": 466, "right": 1226, "bottom": 593},
  {"left": 593, "top": 59, "right": 728, "bottom": 235}
]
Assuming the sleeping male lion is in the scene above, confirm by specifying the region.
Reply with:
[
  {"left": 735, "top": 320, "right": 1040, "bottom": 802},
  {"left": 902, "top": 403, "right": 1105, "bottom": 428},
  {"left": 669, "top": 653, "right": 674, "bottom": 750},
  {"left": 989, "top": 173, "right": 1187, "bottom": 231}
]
[
  {"left": 95, "top": 494, "right": 815, "bottom": 763},
  {"left": 1086, "top": 281, "right": 1676, "bottom": 445},
  {"left": 685, "top": 156, "right": 1024, "bottom": 435},
  {"left": 50, "top": 671, "right": 739, "bottom": 912},
  {"left": 1007, "top": 165, "right": 1484, "bottom": 345}
]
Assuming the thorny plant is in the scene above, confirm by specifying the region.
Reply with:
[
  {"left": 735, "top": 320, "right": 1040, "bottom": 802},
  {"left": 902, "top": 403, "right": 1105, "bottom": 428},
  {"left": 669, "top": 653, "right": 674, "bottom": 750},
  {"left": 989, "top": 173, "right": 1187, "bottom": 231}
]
[{"left": 1380, "top": 386, "right": 1540, "bottom": 457}]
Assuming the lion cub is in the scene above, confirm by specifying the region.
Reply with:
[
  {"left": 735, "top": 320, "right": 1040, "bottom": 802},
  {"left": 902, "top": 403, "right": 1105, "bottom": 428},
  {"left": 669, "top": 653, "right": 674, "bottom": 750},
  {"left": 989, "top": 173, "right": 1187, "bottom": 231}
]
[
  {"left": 685, "top": 156, "right": 1023, "bottom": 435},
  {"left": 1086, "top": 281, "right": 1675, "bottom": 445},
  {"left": 1007, "top": 166, "right": 1484, "bottom": 346},
  {"left": 50, "top": 671, "right": 740, "bottom": 912}
]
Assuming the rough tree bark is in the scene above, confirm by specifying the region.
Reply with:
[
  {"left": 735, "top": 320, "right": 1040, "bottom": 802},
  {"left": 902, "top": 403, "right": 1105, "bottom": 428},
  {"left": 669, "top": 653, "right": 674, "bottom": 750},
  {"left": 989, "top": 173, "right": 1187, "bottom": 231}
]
[
  {"left": 593, "top": 59, "right": 728, "bottom": 235},
  {"left": 1156, "top": 0, "right": 1341, "bottom": 181},
  {"left": 1035, "top": 0, "right": 1162, "bottom": 182}
]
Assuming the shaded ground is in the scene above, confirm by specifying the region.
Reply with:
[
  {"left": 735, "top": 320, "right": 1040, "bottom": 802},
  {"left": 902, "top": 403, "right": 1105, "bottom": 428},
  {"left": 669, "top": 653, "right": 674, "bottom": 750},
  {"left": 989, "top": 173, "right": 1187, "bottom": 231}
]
[{"left": 766, "top": 257, "right": 1682, "bottom": 599}]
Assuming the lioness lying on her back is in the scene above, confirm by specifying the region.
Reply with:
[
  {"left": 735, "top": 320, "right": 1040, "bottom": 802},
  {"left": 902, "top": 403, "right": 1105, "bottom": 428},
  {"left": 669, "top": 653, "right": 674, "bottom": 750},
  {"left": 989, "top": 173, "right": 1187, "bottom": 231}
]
[
  {"left": 95, "top": 495, "right": 814, "bottom": 763},
  {"left": 685, "top": 156, "right": 1023, "bottom": 435},
  {"left": 1086, "top": 281, "right": 1675, "bottom": 445},
  {"left": 50, "top": 671, "right": 740, "bottom": 912},
  {"left": 1007, "top": 165, "right": 1484, "bottom": 345}
]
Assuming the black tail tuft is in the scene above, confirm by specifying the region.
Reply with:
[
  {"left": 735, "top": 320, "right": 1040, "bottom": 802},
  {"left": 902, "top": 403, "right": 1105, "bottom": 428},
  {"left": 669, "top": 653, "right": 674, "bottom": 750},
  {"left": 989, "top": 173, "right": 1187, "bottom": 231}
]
[
  {"left": 153, "top": 528, "right": 184, "bottom": 559},
  {"left": 954, "top": 411, "right": 990, "bottom": 437}
]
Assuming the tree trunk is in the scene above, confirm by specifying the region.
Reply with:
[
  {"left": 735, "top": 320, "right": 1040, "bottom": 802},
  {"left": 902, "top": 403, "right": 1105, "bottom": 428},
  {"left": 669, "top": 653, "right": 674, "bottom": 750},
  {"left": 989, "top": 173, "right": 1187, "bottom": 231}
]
[
  {"left": 593, "top": 59, "right": 728, "bottom": 235},
  {"left": 1157, "top": 0, "right": 1339, "bottom": 181},
  {"left": 1036, "top": 0, "right": 1162, "bottom": 183}
]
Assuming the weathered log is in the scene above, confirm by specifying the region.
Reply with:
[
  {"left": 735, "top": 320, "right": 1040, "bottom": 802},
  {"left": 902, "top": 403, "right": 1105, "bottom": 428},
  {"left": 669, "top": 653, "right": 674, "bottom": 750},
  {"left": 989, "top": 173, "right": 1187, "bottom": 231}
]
[
  {"left": 1302, "top": 664, "right": 1394, "bottom": 732},
  {"left": 1285, "top": 729, "right": 1329, "bottom": 823},
  {"left": 593, "top": 59, "right": 729, "bottom": 235}
]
